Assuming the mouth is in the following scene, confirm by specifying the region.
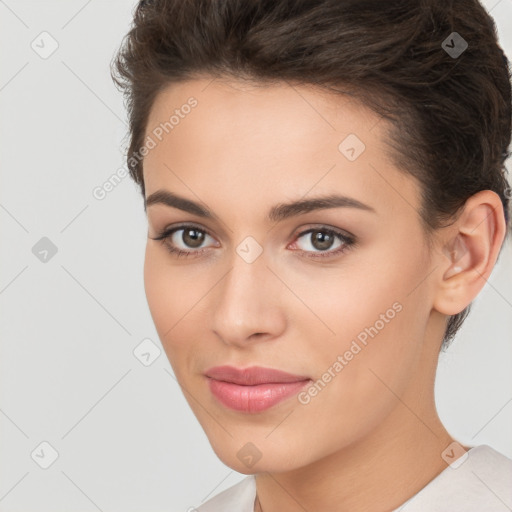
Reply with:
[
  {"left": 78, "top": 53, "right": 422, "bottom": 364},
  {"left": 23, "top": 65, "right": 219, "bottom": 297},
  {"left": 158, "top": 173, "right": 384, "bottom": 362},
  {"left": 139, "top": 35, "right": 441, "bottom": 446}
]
[{"left": 204, "top": 365, "right": 312, "bottom": 413}]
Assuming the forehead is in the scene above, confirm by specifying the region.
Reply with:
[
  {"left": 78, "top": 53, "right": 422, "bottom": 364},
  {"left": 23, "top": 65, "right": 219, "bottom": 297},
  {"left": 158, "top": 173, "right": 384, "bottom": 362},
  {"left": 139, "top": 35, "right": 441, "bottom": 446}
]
[
  {"left": 143, "top": 77, "right": 421, "bottom": 220},
  {"left": 145, "top": 77, "right": 378, "bottom": 155}
]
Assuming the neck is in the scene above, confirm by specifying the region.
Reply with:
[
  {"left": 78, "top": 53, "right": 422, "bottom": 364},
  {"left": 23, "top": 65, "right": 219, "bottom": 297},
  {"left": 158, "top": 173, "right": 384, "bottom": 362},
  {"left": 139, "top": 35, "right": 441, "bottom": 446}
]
[
  {"left": 254, "top": 324, "right": 458, "bottom": 512},
  {"left": 255, "top": 405, "right": 454, "bottom": 512}
]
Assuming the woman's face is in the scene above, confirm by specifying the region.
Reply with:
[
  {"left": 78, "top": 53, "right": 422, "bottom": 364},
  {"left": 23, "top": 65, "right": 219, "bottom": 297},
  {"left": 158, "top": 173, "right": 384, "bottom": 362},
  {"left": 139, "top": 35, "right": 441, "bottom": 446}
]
[{"left": 142, "top": 77, "right": 445, "bottom": 473}]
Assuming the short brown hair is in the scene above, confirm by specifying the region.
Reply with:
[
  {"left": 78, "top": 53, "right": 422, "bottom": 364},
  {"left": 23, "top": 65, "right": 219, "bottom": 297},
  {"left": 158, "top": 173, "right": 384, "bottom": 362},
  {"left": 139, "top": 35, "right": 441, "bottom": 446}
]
[{"left": 111, "top": 0, "right": 512, "bottom": 347}]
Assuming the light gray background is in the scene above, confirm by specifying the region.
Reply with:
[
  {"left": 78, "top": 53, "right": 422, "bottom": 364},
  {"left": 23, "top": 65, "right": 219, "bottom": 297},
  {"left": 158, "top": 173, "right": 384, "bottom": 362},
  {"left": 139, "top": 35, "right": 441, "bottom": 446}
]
[{"left": 0, "top": 1, "right": 511, "bottom": 511}]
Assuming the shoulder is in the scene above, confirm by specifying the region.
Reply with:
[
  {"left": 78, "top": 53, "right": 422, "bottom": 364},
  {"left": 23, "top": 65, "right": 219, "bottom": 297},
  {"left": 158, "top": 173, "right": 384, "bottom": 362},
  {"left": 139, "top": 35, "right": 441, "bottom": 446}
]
[
  {"left": 397, "top": 445, "right": 512, "bottom": 511},
  {"left": 195, "top": 475, "right": 256, "bottom": 512}
]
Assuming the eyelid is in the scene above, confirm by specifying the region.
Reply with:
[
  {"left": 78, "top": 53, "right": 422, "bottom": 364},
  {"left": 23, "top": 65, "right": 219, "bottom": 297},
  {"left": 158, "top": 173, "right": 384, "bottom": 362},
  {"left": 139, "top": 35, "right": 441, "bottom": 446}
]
[
  {"left": 151, "top": 222, "right": 218, "bottom": 243},
  {"left": 287, "top": 225, "right": 356, "bottom": 257},
  {"left": 149, "top": 223, "right": 220, "bottom": 259},
  {"left": 290, "top": 224, "right": 355, "bottom": 245}
]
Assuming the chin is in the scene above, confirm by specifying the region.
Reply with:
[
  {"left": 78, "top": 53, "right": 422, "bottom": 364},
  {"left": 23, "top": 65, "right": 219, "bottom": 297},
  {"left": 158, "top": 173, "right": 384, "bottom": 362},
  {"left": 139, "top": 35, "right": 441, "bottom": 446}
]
[{"left": 206, "top": 434, "right": 305, "bottom": 475}]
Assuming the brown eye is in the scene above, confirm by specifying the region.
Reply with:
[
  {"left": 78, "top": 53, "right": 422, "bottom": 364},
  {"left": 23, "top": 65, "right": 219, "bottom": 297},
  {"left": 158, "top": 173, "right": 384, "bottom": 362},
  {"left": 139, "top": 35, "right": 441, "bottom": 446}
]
[
  {"left": 310, "top": 230, "right": 335, "bottom": 251},
  {"left": 290, "top": 226, "right": 356, "bottom": 259},
  {"left": 182, "top": 228, "right": 205, "bottom": 248},
  {"left": 152, "top": 225, "right": 220, "bottom": 256},
  {"left": 295, "top": 229, "right": 343, "bottom": 252}
]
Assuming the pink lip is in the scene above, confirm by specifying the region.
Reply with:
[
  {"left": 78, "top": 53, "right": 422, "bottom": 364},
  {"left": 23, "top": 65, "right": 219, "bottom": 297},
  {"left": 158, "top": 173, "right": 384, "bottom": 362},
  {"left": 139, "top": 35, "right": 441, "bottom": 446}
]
[{"left": 204, "top": 365, "right": 311, "bottom": 413}]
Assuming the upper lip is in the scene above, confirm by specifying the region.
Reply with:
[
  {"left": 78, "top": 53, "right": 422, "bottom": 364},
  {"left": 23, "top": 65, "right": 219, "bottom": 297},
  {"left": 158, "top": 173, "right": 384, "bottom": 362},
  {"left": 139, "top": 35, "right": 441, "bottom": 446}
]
[{"left": 205, "top": 365, "right": 311, "bottom": 385}]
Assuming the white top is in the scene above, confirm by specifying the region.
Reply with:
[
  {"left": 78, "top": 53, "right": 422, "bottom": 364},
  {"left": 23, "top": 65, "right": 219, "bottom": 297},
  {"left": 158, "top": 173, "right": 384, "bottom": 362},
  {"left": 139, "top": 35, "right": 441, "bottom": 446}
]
[{"left": 196, "top": 445, "right": 512, "bottom": 511}]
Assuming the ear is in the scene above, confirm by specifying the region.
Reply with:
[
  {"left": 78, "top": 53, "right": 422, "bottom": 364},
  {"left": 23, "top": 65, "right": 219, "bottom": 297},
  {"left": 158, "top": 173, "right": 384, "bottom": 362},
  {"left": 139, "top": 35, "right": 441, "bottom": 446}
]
[{"left": 433, "top": 190, "right": 507, "bottom": 316}]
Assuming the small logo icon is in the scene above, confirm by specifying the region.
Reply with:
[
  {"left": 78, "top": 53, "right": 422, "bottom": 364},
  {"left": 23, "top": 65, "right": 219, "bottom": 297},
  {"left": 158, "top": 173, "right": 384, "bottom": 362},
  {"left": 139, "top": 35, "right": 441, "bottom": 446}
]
[
  {"left": 442, "top": 32, "right": 468, "bottom": 59},
  {"left": 338, "top": 133, "right": 366, "bottom": 161},
  {"left": 31, "top": 441, "right": 59, "bottom": 469},
  {"left": 32, "top": 237, "right": 58, "bottom": 263},
  {"left": 236, "top": 442, "right": 262, "bottom": 468},
  {"left": 236, "top": 236, "right": 263, "bottom": 264},
  {"left": 133, "top": 338, "right": 161, "bottom": 366},
  {"left": 441, "top": 441, "right": 468, "bottom": 469},
  {"left": 31, "top": 31, "right": 59, "bottom": 59}
]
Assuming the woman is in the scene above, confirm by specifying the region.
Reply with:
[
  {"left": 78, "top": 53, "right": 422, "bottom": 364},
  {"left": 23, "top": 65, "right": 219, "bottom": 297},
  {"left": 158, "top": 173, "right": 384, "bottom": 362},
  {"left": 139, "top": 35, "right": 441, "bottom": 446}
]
[{"left": 111, "top": 0, "right": 512, "bottom": 510}]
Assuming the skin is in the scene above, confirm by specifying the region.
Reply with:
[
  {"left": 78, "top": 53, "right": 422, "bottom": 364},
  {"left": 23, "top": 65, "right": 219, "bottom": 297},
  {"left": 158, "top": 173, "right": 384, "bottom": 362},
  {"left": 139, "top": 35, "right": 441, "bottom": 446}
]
[{"left": 141, "top": 77, "right": 506, "bottom": 512}]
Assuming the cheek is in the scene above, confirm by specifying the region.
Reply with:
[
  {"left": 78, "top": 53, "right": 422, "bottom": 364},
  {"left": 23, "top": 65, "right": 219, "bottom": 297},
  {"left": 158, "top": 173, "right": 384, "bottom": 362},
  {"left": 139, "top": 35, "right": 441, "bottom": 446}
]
[
  {"left": 143, "top": 246, "right": 197, "bottom": 353},
  {"left": 323, "top": 228, "right": 430, "bottom": 342},
  {"left": 143, "top": 245, "right": 220, "bottom": 378},
  {"left": 144, "top": 246, "right": 173, "bottom": 331},
  {"left": 283, "top": 244, "right": 426, "bottom": 349},
  {"left": 294, "top": 235, "right": 431, "bottom": 395},
  {"left": 288, "top": 281, "right": 427, "bottom": 454}
]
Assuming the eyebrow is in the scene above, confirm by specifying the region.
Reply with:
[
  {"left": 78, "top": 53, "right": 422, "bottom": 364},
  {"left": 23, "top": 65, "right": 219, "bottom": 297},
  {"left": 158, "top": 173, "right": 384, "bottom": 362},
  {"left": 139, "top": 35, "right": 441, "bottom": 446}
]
[{"left": 145, "top": 190, "right": 376, "bottom": 222}]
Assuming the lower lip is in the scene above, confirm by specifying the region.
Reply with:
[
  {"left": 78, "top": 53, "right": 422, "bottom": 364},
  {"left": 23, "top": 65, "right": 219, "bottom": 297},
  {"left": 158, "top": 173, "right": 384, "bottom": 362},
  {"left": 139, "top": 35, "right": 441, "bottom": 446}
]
[{"left": 207, "top": 378, "right": 311, "bottom": 413}]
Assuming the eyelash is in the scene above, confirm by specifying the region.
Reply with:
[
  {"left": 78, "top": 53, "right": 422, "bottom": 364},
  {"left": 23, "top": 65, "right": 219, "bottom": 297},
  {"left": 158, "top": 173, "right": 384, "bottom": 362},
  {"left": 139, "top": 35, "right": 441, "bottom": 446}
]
[{"left": 150, "top": 223, "right": 356, "bottom": 260}]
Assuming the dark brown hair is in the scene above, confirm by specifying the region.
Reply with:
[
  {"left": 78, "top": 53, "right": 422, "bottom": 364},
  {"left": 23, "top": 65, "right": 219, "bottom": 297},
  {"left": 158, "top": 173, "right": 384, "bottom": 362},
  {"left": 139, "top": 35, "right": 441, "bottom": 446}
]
[{"left": 111, "top": 0, "right": 512, "bottom": 348}]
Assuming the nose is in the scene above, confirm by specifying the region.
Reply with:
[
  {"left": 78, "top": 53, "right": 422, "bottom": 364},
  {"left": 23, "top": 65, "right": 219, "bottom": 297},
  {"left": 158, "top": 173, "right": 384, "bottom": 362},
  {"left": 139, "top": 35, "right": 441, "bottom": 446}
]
[{"left": 211, "top": 252, "right": 287, "bottom": 347}]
